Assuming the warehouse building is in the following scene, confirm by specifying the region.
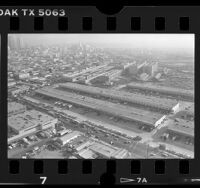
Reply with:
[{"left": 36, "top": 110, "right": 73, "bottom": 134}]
[
  {"left": 166, "top": 118, "right": 194, "bottom": 138},
  {"left": 58, "top": 83, "right": 179, "bottom": 113},
  {"left": 78, "top": 148, "right": 97, "bottom": 159},
  {"left": 75, "top": 140, "right": 94, "bottom": 152},
  {"left": 8, "top": 102, "right": 26, "bottom": 116},
  {"left": 8, "top": 81, "right": 16, "bottom": 88},
  {"left": 62, "top": 65, "right": 108, "bottom": 82},
  {"left": 172, "top": 103, "right": 194, "bottom": 121},
  {"left": 159, "top": 118, "right": 194, "bottom": 148},
  {"left": 56, "top": 131, "right": 81, "bottom": 146},
  {"left": 22, "top": 96, "right": 40, "bottom": 104},
  {"left": 89, "top": 141, "right": 129, "bottom": 159},
  {"left": 85, "top": 66, "right": 115, "bottom": 84},
  {"left": 126, "top": 82, "right": 194, "bottom": 101},
  {"left": 122, "top": 62, "right": 138, "bottom": 76},
  {"left": 182, "top": 103, "right": 194, "bottom": 120},
  {"left": 35, "top": 88, "right": 166, "bottom": 129},
  {"left": 85, "top": 69, "right": 122, "bottom": 84},
  {"left": 8, "top": 110, "right": 58, "bottom": 136}
]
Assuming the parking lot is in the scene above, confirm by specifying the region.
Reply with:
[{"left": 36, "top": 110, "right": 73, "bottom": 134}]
[{"left": 8, "top": 128, "right": 57, "bottom": 158}]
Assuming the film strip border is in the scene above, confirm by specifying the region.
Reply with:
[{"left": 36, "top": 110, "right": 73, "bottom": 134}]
[
  {"left": 4, "top": 159, "right": 193, "bottom": 185},
  {"left": 8, "top": 16, "right": 190, "bottom": 32},
  {"left": 0, "top": 7, "right": 199, "bottom": 32},
  {"left": 0, "top": 6, "right": 200, "bottom": 185}
]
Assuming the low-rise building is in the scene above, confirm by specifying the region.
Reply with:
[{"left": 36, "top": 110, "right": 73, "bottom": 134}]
[
  {"left": 78, "top": 148, "right": 97, "bottom": 159},
  {"left": 57, "top": 129, "right": 71, "bottom": 136},
  {"left": 75, "top": 140, "right": 94, "bottom": 152},
  {"left": 19, "top": 73, "right": 30, "bottom": 80},
  {"left": 166, "top": 118, "right": 194, "bottom": 138},
  {"left": 89, "top": 141, "right": 129, "bottom": 159},
  {"left": 56, "top": 131, "right": 81, "bottom": 146},
  {"left": 127, "top": 82, "right": 194, "bottom": 101},
  {"left": 8, "top": 110, "right": 58, "bottom": 136},
  {"left": 8, "top": 81, "right": 16, "bottom": 88}
]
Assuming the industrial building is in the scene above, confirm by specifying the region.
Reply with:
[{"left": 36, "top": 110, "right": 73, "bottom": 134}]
[
  {"left": 142, "top": 62, "right": 158, "bottom": 77},
  {"left": 22, "top": 96, "right": 41, "bottom": 104},
  {"left": 76, "top": 140, "right": 129, "bottom": 159},
  {"left": 166, "top": 118, "right": 194, "bottom": 138},
  {"left": 8, "top": 102, "right": 26, "bottom": 116},
  {"left": 58, "top": 83, "right": 180, "bottom": 113},
  {"left": 174, "top": 103, "right": 194, "bottom": 121},
  {"left": 183, "top": 103, "right": 194, "bottom": 119},
  {"left": 35, "top": 88, "right": 166, "bottom": 128},
  {"left": 8, "top": 110, "right": 58, "bottom": 136},
  {"left": 75, "top": 140, "right": 94, "bottom": 152},
  {"left": 85, "top": 69, "right": 121, "bottom": 84},
  {"left": 123, "top": 62, "right": 138, "bottom": 75},
  {"left": 8, "top": 35, "right": 24, "bottom": 50},
  {"left": 19, "top": 72, "right": 30, "bottom": 80},
  {"left": 78, "top": 148, "right": 97, "bottom": 159},
  {"left": 56, "top": 131, "right": 81, "bottom": 146},
  {"left": 126, "top": 82, "right": 194, "bottom": 101},
  {"left": 89, "top": 141, "right": 129, "bottom": 159},
  {"left": 62, "top": 64, "right": 108, "bottom": 82},
  {"left": 123, "top": 61, "right": 158, "bottom": 78},
  {"left": 57, "top": 129, "right": 72, "bottom": 136},
  {"left": 8, "top": 81, "right": 16, "bottom": 88}
]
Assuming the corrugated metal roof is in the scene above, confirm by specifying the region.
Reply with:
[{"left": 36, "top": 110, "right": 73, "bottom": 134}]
[
  {"left": 127, "top": 82, "right": 194, "bottom": 98},
  {"left": 57, "top": 131, "right": 81, "bottom": 143},
  {"left": 36, "top": 88, "right": 164, "bottom": 126},
  {"left": 59, "top": 83, "right": 179, "bottom": 111},
  {"left": 167, "top": 118, "right": 194, "bottom": 137}
]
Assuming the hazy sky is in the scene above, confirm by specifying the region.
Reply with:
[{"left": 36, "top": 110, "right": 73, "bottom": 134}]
[{"left": 10, "top": 34, "right": 194, "bottom": 51}]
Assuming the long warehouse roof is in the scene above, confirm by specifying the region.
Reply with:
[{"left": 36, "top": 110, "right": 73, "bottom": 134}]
[
  {"left": 183, "top": 103, "right": 194, "bottom": 116},
  {"left": 36, "top": 88, "right": 164, "bottom": 126},
  {"left": 167, "top": 118, "right": 194, "bottom": 137},
  {"left": 126, "top": 82, "right": 194, "bottom": 99},
  {"left": 58, "top": 83, "right": 179, "bottom": 111}
]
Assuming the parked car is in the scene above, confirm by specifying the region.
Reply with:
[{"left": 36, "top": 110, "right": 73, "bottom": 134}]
[
  {"left": 124, "top": 140, "right": 131, "bottom": 144},
  {"left": 132, "top": 136, "right": 142, "bottom": 141}
]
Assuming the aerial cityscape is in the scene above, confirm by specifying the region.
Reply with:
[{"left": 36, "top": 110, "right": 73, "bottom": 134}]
[{"left": 7, "top": 34, "right": 194, "bottom": 159}]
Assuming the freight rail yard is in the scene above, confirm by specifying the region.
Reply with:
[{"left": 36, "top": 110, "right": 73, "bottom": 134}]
[{"left": 7, "top": 34, "right": 194, "bottom": 159}]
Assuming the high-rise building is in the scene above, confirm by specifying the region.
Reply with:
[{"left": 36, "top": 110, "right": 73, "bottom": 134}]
[
  {"left": 8, "top": 35, "right": 24, "bottom": 50},
  {"left": 142, "top": 62, "right": 158, "bottom": 77},
  {"left": 123, "top": 62, "right": 138, "bottom": 76}
]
